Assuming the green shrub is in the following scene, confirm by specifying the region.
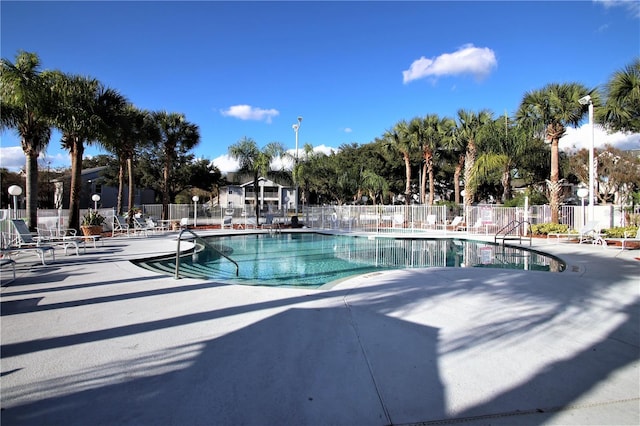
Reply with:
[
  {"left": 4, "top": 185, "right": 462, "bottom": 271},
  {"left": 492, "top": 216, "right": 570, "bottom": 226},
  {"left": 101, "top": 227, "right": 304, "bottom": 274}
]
[
  {"left": 601, "top": 226, "right": 638, "bottom": 238},
  {"left": 531, "top": 223, "right": 571, "bottom": 236}
]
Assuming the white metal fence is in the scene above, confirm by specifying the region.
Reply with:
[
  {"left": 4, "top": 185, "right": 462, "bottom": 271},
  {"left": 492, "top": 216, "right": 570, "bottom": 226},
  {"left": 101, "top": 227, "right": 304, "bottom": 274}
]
[{"left": 1, "top": 203, "right": 638, "bottom": 238}]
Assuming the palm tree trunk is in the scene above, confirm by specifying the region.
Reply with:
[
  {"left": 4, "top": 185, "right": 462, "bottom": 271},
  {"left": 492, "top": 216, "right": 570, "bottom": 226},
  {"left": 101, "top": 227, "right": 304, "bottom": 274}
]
[
  {"left": 117, "top": 158, "right": 126, "bottom": 215},
  {"left": 501, "top": 168, "right": 512, "bottom": 202},
  {"left": 162, "top": 157, "right": 170, "bottom": 221},
  {"left": 549, "top": 138, "right": 560, "bottom": 223},
  {"left": 68, "top": 140, "right": 84, "bottom": 232},
  {"left": 421, "top": 157, "right": 428, "bottom": 204},
  {"left": 25, "top": 152, "right": 39, "bottom": 231},
  {"left": 404, "top": 153, "right": 411, "bottom": 206},
  {"left": 127, "top": 157, "right": 135, "bottom": 218},
  {"left": 464, "top": 141, "right": 477, "bottom": 207},
  {"left": 454, "top": 154, "right": 464, "bottom": 204},
  {"left": 428, "top": 165, "right": 435, "bottom": 205}
]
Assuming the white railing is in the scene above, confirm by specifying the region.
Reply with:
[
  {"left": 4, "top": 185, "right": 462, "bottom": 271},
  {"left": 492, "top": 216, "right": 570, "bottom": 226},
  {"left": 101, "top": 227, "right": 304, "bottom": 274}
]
[{"left": 2, "top": 204, "right": 637, "bottom": 237}]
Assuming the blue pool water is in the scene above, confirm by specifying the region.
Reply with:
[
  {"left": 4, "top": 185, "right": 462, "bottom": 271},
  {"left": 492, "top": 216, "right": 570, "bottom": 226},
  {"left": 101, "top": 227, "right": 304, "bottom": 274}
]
[{"left": 135, "top": 232, "right": 565, "bottom": 288}]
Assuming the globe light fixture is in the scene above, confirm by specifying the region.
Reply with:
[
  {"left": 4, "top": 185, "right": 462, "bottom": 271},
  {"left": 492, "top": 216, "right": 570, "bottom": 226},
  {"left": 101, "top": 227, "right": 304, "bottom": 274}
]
[
  {"left": 577, "top": 187, "right": 589, "bottom": 228},
  {"left": 91, "top": 194, "right": 101, "bottom": 210},
  {"left": 8, "top": 185, "right": 22, "bottom": 219},
  {"left": 192, "top": 195, "right": 199, "bottom": 227}
]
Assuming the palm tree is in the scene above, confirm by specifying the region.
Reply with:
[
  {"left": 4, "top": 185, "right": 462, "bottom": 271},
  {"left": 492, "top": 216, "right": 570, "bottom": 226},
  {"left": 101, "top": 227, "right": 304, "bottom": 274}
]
[
  {"left": 103, "top": 105, "right": 155, "bottom": 215},
  {"left": 455, "top": 109, "right": 493, "bottom": 207},
  {"left": 47, "top": 71, "right": 128, "bottom": 231},
  {"left": 0, "top": 51, "right": 53, "bottom": 230},
  {"left": 413, "top": 114, "right": 455, "bottom": 205},
  {"left": 598, "top": 58, "right": 640, "bottom": 133},
  {"left": 516, "top": 83, "right": 594, "bottom": 223},
  {"left": 474, "top": 115, "right": 536, "bottom": 203},
  {"left": 360, "top": 169, "right": 388, "bottom": 205},
  {"left": 151, "top": 111, "right": 200, "bottom": 220},
  {"left": 228, "top": 137, "right": 285, "bottom": 218},
  {"left": 384, "top": 120, "right": 416, "bottom": 205},
  {"left": 294, "top": 143, "right": 320, "bottom": 208}
]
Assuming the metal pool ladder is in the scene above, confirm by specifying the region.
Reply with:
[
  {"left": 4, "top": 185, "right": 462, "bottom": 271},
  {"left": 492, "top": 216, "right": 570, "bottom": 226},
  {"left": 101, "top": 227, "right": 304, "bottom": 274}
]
[
  {"left": 175, "top": 229, "right": 239, "bottom": 279},
  {"left": 494, "top": 220, "right": 532, "bottom": 246}
]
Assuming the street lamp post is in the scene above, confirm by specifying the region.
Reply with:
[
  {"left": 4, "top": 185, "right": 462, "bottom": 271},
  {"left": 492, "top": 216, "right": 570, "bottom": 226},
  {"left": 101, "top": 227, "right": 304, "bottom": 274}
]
[
  {"left": 91, "top": 194, "right": 101, "bottom": 210},
  {"left": 292, "top": 116, "right": 303, "bottom": 214},
  {"left": 579, "top": 95, "right": 595, "bottom": 222},
  {"left": 577, "top": 187, "right": 588, "bottom": 228},
  {"left": 8, "top": 185, "right": 23, "bottom": 220},
  {"left": 192, "top": 195, "right": 199, "bottom": 228}
]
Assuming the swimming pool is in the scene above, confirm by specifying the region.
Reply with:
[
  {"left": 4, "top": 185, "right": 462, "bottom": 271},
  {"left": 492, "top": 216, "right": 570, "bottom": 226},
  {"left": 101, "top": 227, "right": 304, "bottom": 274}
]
[{"left": 134, "top": 232, "right": 565, "bottom": 288}]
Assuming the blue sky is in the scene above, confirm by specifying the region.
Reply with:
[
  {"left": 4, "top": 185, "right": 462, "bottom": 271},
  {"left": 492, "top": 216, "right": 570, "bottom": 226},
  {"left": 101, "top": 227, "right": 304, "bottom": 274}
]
[{"left": 1, "top": 0, "right": 639, "bottom": 174}]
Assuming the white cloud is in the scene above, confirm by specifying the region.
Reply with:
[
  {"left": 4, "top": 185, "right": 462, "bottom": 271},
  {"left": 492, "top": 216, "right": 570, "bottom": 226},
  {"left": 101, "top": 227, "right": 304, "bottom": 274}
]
[
  {"left": 402, "top": 44, "right": 497, "bottom": 84},
  {"left": 595, "top": 0, "right": 640, "bottom": 18},
  {"left": 560, "top": 124, "right": 640, "bottom": 152},
  {"left": 213, "top": 144, "right": 339, "bottom": 174},
  {"left": 220, "top": 104, "right": 280, "bottom": 123},
  {"left": 212, "top": 154, "right": 240, "bottom": 174},
  {"left": 343, "top": 127, "right": 353, "bottom": 133},
  {"left": 0, "top": 145, "right": 74, "bottom": 171},
  {"left": 0, "top": 146, "right": 25, "bottom": 170}
]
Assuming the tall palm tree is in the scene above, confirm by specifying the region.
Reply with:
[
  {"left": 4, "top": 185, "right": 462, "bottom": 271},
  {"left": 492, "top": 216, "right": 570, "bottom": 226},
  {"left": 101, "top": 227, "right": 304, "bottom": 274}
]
[
  {"left": 598, "top": 58, "right": 640, "bottom": 133},
  {"left": 413, "top": 114, "right": 455, "bottom": 205},
  {"left": 151, "top": 111, "right": 200, "bottom": 220},
  {"left": 384, "top": 120, "right": 415, "bottom": 205},
  {"left": 455, "top": 109, "right": 493, "bottom": 207},
  {"left": 47, "top": 71, "right": 128, "bottom": 231},
  {"left": 103, "top": 105, "right": 155, "bottom": 215},
  {"left": 228, "top": 137, "right": 285, "bottom": 218},
  {"left": 516, "top": 82, "right": 594, "bottom": 223},
  {"left": 0, "top": 51, "right": 53, "bottom": 230}
]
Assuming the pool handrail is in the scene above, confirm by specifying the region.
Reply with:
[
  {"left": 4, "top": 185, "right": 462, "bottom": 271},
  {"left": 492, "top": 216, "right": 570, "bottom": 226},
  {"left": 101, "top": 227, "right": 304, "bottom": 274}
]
[
  {"left": 494, "top": 219, "right": 532, "bottom": 246},
  {"left": 175, "top": 229, "right": 239, "bottom": 279}
]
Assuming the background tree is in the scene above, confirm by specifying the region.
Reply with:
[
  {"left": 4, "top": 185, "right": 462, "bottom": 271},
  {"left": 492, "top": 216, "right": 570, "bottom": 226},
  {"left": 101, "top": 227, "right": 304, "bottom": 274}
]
[
  {"left": 384, "top": 120, "right": 416, "bottom": 205},
  {"left": 569, "top": 144, "right": 640, "bottom": 205},
  {"left": 474, "top": 115, "right": 537, "bottom": 203},
  {"left": 151, "top": 111, "right": 200, "bottom": 220},
  {"left": 455, "top": 109, "right": 493, "bottom": 208},
  {"left": 516, "top": 82, "right": 595, "bottom": 223},
  {"left": 598, "top": 58, "right": 640, "bottom": 133},
  {"left": 360, "top": 169, "right": 389, "bottom": 205},
  {"left": 187, "top": 158, "right": 223, "bottom": 202},
  {"left": 48, "top": 71, "right": 127, "bottom": 231},
  {"left": 228, "top": 137, "right": 285, "bottom": 218},
  {"left": 0, "top": 51, "right": 53, "bottom": 230},
  {"left": 415, "top": 114, "right": 455, "bottom": 204},
  {"left": 103, "top": 105, "right": 155, "bottom": 215}
]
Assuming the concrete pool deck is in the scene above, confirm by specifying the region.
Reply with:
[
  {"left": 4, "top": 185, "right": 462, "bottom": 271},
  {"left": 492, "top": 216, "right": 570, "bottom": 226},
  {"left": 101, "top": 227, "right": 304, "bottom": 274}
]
[{"left": 1, "top": 230, "right": 638, "bottom": 425}]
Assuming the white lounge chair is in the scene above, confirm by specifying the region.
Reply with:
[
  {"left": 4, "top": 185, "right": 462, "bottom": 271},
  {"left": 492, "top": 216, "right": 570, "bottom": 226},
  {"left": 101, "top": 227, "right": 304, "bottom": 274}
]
[
  {"left": 602, "top": 228, "right": 640, "bottom": 250},
  {"left": 547, "top": 221, "right": 601, "bottom": 244},
  {"left": 222, "top": 210, "right": 234, "bottom": 229},
  {"left": 421, "top": 214, "right": 437, "bottom": 230},
  {"left": 437, "top": 216, "right": 464, "bottom": 232},
  {"left": 4, "top": 221, "right": 56, "bottom": 264},
  {"left": 36, "top": 226, "right": 84, "bottom": 255},
  {"left": 113, "top": 216, "right": 132, "bottom": 237},
  {"left": 132, "top": 217, "right": 150, "bottom": 237}
]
